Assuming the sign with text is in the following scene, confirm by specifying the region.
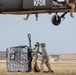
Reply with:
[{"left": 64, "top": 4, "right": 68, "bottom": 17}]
[{"left": 34, "top": 0, "right": 46, "bottom": 6}]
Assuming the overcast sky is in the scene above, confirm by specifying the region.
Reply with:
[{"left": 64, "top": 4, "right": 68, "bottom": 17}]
[{"left": 0, "top": 13, "right": 76, "bottom": 54}]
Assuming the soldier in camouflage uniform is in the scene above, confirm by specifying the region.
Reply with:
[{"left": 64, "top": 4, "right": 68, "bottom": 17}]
[
  {"left": 40, "top": 43, "right": 54, "bottom": 73},
  {"left": 31, "top": 42, "right": 41, "bottom": 73},
  {"left": 23, "top": 13, "right": 38, "bottom": 21},
  {"left": 53, "top": 1, "right": 63, "bottom": 6},
  {"left": 66, "top": 0, "right": 75, "bottom": 18}
]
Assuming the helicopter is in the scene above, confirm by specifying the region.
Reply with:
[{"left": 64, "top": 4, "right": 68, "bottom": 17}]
[{"left": 0, "top": 0, "right": 76, "bottom": 26}]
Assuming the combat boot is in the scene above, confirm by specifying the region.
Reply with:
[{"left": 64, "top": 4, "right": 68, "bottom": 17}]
[
  {"left": 35, "top": 14, "right": 38, "bottom": 21},
  {"left": 40, "top": 70, "right": 44, "bottom": 73},
  {"left": 30, "top": 71, "right": 35, "bottom": 74},
  {"left": 70, "top": 14, "right": 74, "bottom": 18},
  {"left": 23, "top": 17, "right": 28, "bottom": 20},
  {"left": 48, "top": 70, "right": 54, "bottom": 73},
  {"left": 30, "top": 70, "right": 35, "bottom": 74},
  {"left": 23, "top": 14, "right": 29, "bottom": 20},
  {"left": 36, "top": 17, "right": 38, "bottom": 21}
]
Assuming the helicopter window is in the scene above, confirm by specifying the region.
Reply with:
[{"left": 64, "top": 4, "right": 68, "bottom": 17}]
[
  {"left": 57, "top": 0, "right": 65, "bottom": 2},
  {"left": 57, "top": 0, "right": 66, "bottom": 5},
  {"left": 53, "top": 0, "right": 66, "bottom": 7}
]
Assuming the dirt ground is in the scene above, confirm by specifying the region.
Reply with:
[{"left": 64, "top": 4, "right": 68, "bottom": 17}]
[{"left": 0, "top": 62, "right": 76, "bottom": 75}]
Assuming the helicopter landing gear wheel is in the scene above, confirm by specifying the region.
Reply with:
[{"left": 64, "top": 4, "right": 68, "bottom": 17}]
[{"left": 51, "top": 15, "right": 61, "bottom": 26}]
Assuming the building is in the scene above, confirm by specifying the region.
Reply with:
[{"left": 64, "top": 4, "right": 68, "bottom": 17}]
[
  {"left": 49, "top": 54, "right": 60, "bottom": 62},
  {"left": 0, "top": 51, "right": 6, "bottom": 62},
  {"left": 0, "top": 51, "right": 76, "bottom": 62},
  {"left": 59, "top": 53, "right": 76, "bottom": 62}
]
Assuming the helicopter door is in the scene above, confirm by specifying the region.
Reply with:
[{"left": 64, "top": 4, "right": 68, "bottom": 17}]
[
  {"left": 0, "top": 0, "right": 2, "bottom": 11},
  {"left": 0, "top": 0, "right": 22, "bottom": 11}
]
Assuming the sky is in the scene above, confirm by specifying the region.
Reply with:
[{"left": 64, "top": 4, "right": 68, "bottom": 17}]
[{"left": 0, "top": 13, "right": 76, "bottom": 54}]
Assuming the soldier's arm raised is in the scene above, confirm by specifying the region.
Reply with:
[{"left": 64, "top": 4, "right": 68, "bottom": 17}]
[{"left": 32, "top": 48, "right": 38, "bottom": 53}]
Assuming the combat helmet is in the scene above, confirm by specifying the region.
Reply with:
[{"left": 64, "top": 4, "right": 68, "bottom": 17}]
[
  {"left": 41, "top": 43, "right": 46, "bottom": 47},
  {"left": 35, "top": 42, "right": 40, "bottom": 47}
]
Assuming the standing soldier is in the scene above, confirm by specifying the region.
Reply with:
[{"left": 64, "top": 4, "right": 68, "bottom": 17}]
[
  {"left": 31, "top": 42, "right": 40, "bottom": 73},
  {"left": 66, "top": 0, "right": 75, "bottom": 18},
  {"left": 23, "top": 13, "right": 38, "bottom": 21},
  {"left": 40, "top": 43, "right": 54, "bottom": 73}
]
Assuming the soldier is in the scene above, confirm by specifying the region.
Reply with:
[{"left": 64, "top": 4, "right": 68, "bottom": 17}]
[
  {"left": 53, "top": 1, "right": 63, "bottom": 6},
  {"left": 66, "top": 0, "right": 75, "bottom": 18},
  {"left": 49, "top": 1, "right": 62, "bottom": 14},
  {"left": 31, "top": 42, "right": 40, "bottom": 73},
  {"left": 23, "top": 13, "right": 38, "bottom": 21},
  {"left": 40, "top": 43, "right": 54, "bottom": 73}
]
